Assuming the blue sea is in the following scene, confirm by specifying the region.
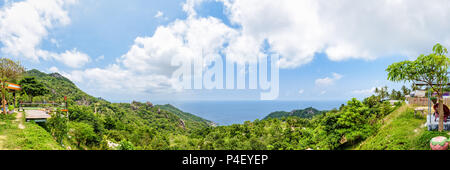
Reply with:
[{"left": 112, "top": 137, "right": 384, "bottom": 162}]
[{"left": 160, "top": 101, "right": 346, "bottom": 126}]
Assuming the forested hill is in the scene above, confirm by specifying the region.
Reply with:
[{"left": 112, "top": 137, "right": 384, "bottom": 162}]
[
  {"left": 17, "top": 69, "right": 214, "bottom": 149},
  {"left": 26, "top": 69, "right": 214, "bottom": 129},
  {"left": 263, "top": 107, "right": 324, "bottom": 120},
  {"left": 157, "top": 104, "right": 216, "bottom": 127},
  {"left": 24, "top": 69, "right": 101, "bottom": 105}
]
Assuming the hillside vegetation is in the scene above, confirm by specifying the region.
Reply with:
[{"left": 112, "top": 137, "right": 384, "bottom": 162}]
[
  {"left": 1, "top": 70, "right": 215, "bottom": 150},
  {"left": 23, "top": 69, "right": 99, "bottom": 105},
  {"left": 0, "top": 69, "right": 443, "bottom": 150},
  {"left": 165, "top": 97, "right": 399, "bottom": 150},
  {"left": 264, "top": 107, "right": 324, "bottom": 120},
  {"left": 157, "top": 104, "right": 216, "bottom": 128}
]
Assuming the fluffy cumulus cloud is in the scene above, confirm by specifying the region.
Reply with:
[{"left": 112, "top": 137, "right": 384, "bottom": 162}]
[
  {"left": 51, "top": 49, "right": 90, "bottom": 68},
  {"left": 220, "top": 0, "right": 325, "bottom": 68},
  {"left": 315, "top": 73, "right": 343, "bottom": 87},
  {"left": 65, "top": 0, "right": 450, "bottom": 96},
  {"left": 212, "top": 0, "right": 450, "bottom": 67},
  {"left": 0, "top": 0, "right": 90, "bottom": 67},
  {"left": 65, "top": 16, "right": 237, "bottom": 94}
]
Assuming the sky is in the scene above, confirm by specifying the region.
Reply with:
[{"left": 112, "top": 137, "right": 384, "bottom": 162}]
[{"left": 1, "top": 0, "right": 450, "bottom": 102}]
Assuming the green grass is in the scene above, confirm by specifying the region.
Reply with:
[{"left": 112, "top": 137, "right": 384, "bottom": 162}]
[
  {"left": 356, "top": 105, "right": 449, "bottom": 150},
  {"left": 21, "top": 107, "right": 45, "bottom": 110},
  {"left": 0, "top": 113, "right": 63, "bottom": 150}
]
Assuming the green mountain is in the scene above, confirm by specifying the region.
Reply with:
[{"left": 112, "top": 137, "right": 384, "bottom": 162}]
[
  {"left": 16, "top": 69, "right": 214, "bottom": 150},
  {"left": 24, "top": 69, "right": 100, "bottom": 105},
  {"left": 157, "top": 104, "right": 216, "bottom": 128},
  {"left": 24, "top": 69, "right": 212, "bottom": 128},
  {"left": 263, "top": 107, "right": 324, "bottom": 120}
]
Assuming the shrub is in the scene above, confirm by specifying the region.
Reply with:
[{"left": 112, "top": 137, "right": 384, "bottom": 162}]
[
  {"left": 118, "top": 140, "right": 135, "bottom": 150},
  {"left": 414, "top": 131, "right": 450, "bottom": 150},
  {"left": 8, "top": 105, "right": 14, "bottom": 111},
  {"left": 68, "top": 122, "right": 99, "bottom": 148},
  {"left": 46, "top": 111, "right": 69, "bottom": 144}
]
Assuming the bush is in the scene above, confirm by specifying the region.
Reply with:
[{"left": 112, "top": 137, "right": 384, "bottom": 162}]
[
  {"left": 118, "top": 140, "right": 135, "bottom": 150},
  {"left": 68, "top": 122, "right": 99, "bottom": 148},
  {"left": 8, "top": 105, "right": 14, "bottom": 111},
  {"left": 414, "top": 131, "right": 450, "bottom": 150},
  {"left": 0, "top": 112, "right": 16, "bottom": 120},
  {"left": 46, "top": 111, "right": 68, "bottom": 144}
]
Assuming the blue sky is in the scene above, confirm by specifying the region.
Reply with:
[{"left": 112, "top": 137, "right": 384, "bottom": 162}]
[{"left": 1, "top": 0, "right": 449, "bottom": 102}]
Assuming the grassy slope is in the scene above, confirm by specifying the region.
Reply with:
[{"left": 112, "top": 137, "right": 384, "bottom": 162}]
[
  {"left": 356, "top": 105, "right": 449, "bottom": 150},
  {"left": 0, "top": 113, "right": 62, "bottom": 150}
]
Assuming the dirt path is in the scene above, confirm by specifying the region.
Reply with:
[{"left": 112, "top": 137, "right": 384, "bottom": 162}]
[{"left": 15, "top": 111, "right": 25, "bottom": 129}]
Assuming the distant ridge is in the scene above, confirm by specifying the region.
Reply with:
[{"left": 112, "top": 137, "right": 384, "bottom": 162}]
[
  {"left": 263, "top": 107, "right": 324, "bottom": 120},
  {"left": 157, "top": 104, "right": 216, "bottom": 127}
]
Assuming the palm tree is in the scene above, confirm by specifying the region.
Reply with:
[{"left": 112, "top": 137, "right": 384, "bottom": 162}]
[{"left": 0, "top": 58, "right": 25, "bottom": 114}]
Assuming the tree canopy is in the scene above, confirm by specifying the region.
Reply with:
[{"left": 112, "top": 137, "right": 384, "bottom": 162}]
[
  {"left": 386, "top": 44, "right": 450, "bottom": 96},
  {"left": 0, "top": 58, "right": 25, "bottom": 114},
  {"left": 19, "top": 76, "right": 49, "bottom": 102},
  {"left": 386, "top": 43, "right": 450, "bottom": 131}
]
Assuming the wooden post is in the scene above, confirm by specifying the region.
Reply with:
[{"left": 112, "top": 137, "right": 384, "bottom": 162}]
[
  {"left": 13, "top": 92, "right": 16, "bottom": 108},
  {"left": 64, "top": 96, "right": 68, "bottom": 118}
]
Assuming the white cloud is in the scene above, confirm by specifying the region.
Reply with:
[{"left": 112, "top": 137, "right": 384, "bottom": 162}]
[
  {"left": 155, "top": 11, "right": 163, "bottom": 18},
  {"left": 48, "top": 66, "right": 60, "bottom": 73},
  {"left": 298, "top": 89, "right": 305, "bottom": 95},
  {"left": 66, "top": 16, "right": 237, "bottom": 94},
  {"left": 352, "top": 88, "right": 376, "bottom": 95},
  {"left": 65, "top": 64, "right": 179, "bottom": 95},
  {"left": 50, "top": 38, "right": 60, "bottom": 48},
  {"left": 154, "top": 11, "right": 165, "bottom": 19},
  {"left": 51, "top": 49, "right": 90, "bottom": 68},
  {"left": 0, "top": 0, "right": 87, "bottom": 68},
  {"left": 120, "top": 17, "right": 236, "bottom": 75},
  {"left": 315, "top": 72, "right": 343, "bottom": 87},
  {"left": 182, "top": 0, "right": 450, "bottom": 68},
  {"left": 220, "top": 0, "right": 325, "bottom": 68},
  {"left": 0, "top": 0, "right": 76, "bottom": 60},
  {"left": 62, "top": 0, "right": 450, "bottom": 96},
  {"left": 351, "top": 86, "right": 384, "bottom": 95},
  {"left": 183, "top": 0, "right": 206, "bottom": 17}
]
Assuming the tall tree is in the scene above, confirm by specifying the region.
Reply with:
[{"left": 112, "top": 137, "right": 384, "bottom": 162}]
[
  {"left": 19, "top": 77, "right": 49, "bottom": 102},
  {"left": 401, "top": 85, "right": 411, "bottom": 97},
  {"left": 375, "top": 86, "right": 389, "bottom": 100},
  {"left": 0, "top": 58, "right": 25, "bottom": 114},
  {"left": 386, "top": 43, "right": 450, "bottom": 131}
]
